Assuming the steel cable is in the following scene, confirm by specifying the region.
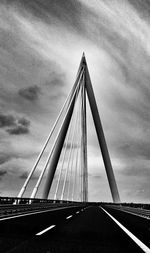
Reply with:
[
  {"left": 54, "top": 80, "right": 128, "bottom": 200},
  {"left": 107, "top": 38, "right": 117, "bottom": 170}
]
[{"left": 30, "top": 70, "right": 83, "bottom": 199}]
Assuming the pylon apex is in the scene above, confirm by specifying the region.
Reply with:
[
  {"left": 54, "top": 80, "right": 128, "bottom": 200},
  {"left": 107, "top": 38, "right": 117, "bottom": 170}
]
[{"left": 81, "top": 52, "right": 86, "bottom": 66}]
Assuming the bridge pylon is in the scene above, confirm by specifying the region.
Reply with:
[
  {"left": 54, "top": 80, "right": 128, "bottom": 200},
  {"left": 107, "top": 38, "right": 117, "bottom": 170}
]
[{"left": 17, "top": 53, "right": 120, "bottom": 204}]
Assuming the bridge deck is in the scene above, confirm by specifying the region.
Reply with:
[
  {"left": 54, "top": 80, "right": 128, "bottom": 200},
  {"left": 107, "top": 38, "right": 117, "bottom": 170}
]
[{"left": 0, "top": 203, "right": 149, "bottom": 253}]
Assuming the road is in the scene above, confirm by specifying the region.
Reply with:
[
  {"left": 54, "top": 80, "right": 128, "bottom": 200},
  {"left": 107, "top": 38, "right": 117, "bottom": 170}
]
[{"left": 0, "top": 204, "right": 149, "bottom": 252}]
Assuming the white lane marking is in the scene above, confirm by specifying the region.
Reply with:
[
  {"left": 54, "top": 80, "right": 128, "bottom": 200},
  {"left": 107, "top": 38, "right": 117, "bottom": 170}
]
[
  {"left": 76, "top": 211, "right": 80, "bottom": 214},
  {"left": 36, "top": 225, "right": 56, "bottom": 235},
  {"left": 66, "top": 215, "right": 73, "bottom": 219},
  {"left": 0, "top": 206, "right": 79, "bottom": 221},
  {"left": 101, "top": 207, "right": 150, "bottom": 253}
]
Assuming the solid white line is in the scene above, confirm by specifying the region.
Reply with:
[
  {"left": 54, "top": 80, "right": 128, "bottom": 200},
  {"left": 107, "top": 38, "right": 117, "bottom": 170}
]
[
  {"left": 36, "top": 225, "right": 56, "bottom": 235},
  {"left": 66, "top": 215, "right": 73, "bottom": 219},
  {"left": 0, "top": 206, "right": 78, "bottom": 221},
  {"left": 101, "top": 207, "right": 150, "bottom": 253}
]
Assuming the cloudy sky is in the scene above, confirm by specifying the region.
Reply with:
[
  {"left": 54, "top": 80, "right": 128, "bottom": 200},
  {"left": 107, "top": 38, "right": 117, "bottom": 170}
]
[{"left": 1, "top": 0, "right": 150, "bottom": 203}]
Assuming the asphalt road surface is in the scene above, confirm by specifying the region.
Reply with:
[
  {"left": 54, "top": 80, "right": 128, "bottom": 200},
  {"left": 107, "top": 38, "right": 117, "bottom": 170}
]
[{"left": 0, "top": 205, "right": 149, "bottom": 253}]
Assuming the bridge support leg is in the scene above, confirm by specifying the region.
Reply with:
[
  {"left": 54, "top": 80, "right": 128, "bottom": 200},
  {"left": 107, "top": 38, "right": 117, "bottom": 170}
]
[
  {"left": 84, "top": 57, "right": 120, "bottom": 203},
  {"left": 81, "top": 76, "right": 88, "bottom": 202},
  {"left": 42, "top": 91, "right": 77, "bottom": 199}
]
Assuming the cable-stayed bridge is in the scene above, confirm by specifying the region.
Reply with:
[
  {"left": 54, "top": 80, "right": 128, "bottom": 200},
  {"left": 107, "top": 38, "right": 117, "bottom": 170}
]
[{"left": 0, "top": 54, "right": 150, "bottom": 253}]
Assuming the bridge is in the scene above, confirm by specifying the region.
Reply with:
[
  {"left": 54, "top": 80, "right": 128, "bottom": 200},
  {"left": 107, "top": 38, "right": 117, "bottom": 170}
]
[{"left": 0, "top": 54, "right": 150, "bottom": 253}]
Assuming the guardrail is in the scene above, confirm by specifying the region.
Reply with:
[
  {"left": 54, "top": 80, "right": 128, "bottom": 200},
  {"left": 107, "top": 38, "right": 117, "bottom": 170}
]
[
  {"left": 0, "top": 197, "right": 149, "bottom": 210},
  {"left": 0, "top": 197, "right": 81, "bottom": 205}
]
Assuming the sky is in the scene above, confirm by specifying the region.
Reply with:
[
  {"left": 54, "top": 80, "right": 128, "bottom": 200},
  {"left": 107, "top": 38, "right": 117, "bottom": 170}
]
[{"left": 0, "top": 0, "right": 150, "bottom": 203}]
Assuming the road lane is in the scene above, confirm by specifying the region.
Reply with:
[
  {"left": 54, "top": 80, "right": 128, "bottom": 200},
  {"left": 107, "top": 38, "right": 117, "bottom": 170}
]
[
  {"left": 0, "top": 205, "right": 81, "bottom": 221},
  {"left": 101, "top": 207, "right": 150, "bottom": 253},
  {"left": 104, "top": 205, "right": 150, "bottom": 248},
  {"left": 8, "top": 206, "right": 145, "bottom": 253},
  {"left": 0, "top": 205, "right": 85, "bottom": 253},
  {"left": 0, "top": 203, "right": 79, "bottom": 219},
  {"left": 0, "top": 205, "right": 85, "bottom": 236},
  {"left": 105, "top": 204, "right": 150, "bottom": 219}
]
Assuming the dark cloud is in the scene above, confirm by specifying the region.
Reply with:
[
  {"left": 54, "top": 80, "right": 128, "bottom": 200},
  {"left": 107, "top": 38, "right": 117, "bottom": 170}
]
[
  {"left": 0, "top": 170, "right": 7, "bottom": 177},
  {"left": 0, "top": 114, "right": 16, "bottom": 128},
  {"left": 0, "top": 113, "right": 30, "bottom": 135},
  {"left": 45, "top": 74, "right": 66, "bottom": 87},
  {"left": 18, "top": 118, "right": 30, "bottom": 127},
  {"left": 18, "top": 85, "right": 41, "bottom": 101},
  {"left": 7, "top": 125, "right": 29, "bottom": 135}
]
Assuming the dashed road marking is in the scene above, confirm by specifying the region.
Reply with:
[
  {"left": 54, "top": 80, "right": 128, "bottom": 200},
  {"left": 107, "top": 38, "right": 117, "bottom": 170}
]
[
  {"left": 0, "top": 206, "right": 80, "bottom": 221},
  {"left": 36, "top": 225, "right": 56, "bottom": 235},
  {"left": 66, "top": 215, "right": 73, "bottom": 219}
]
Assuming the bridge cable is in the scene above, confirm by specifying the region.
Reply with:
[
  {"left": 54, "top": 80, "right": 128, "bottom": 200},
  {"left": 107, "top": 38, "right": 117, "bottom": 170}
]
[
  {"left": 66, "top": 99, "right": 80, "bottom": 201},
  {"left": 30, "top": 71, "right": 83, "bottom": 199},
  {"left": 53, "top": 79, "right": 82, "bottom": 201},
  {"left": 81, "top": 73, "right": 88, "bottom": 202},
  {"left": 60, "top": 82, "right": 82, "bottom": 201},
  {"left": 53, "top": 98, "right": 77, "bottom": 201},
  {"left": 71, "top": 92, "right": 82, "bottom": 201},
  {"left": 17, "top": 67, "right": 84, "bottom": 199},
  {"left": 77, "top": 82, "right": 83, "bottom": 201},
  {"left": 80, "top": 82, "right": 84, "bottom": 202},
  {"left": 60, "top": 119, "right": 76, "bottom": 201},
  {"left": 69, "top": 76, "right": 84, "bottom": 201}
]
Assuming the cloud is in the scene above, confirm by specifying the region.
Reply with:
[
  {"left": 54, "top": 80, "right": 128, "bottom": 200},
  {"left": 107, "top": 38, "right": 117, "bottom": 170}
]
[
  {"left": 0, "top": 113, "right": 30, "bottom": 135},
  {"left": 18, "top": 85, "right": 41, "bottom": 101},
  {"left": 44, "top": 73, "right": 66, "bottom": 87},
  {"left": 6, "top": 125, "right": 29, "bottom": 135},
  {"left": 18, "top": 117, "right": 30, "bottom": 127},
  {"left": 0, "top": 170, "right": 7, "bottom": 177},
  {"left": 0, "top": 114, "right": 16, "bottom": 128}
]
